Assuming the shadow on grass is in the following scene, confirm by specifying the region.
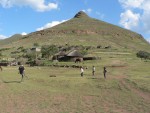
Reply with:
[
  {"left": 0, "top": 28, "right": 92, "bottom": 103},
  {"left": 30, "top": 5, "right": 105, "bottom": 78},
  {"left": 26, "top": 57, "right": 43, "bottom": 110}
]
[
  {"left": 87, "top": 77, "right": 102, "bottom": 79},
  {"left": 3, "top": 80, "right": 21, "bottom": 83}
]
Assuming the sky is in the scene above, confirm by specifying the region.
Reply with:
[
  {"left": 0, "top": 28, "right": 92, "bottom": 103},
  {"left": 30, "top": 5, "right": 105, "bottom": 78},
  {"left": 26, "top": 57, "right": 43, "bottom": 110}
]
[{"left": 0, "top": 0, "right": 150, "bottom": 43}]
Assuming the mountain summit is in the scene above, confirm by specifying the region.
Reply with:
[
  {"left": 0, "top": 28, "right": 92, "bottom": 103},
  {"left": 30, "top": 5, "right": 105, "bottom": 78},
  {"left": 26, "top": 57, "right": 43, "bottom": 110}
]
[{"left": 74, "top": 11, "right": 89, "bottom": 18}]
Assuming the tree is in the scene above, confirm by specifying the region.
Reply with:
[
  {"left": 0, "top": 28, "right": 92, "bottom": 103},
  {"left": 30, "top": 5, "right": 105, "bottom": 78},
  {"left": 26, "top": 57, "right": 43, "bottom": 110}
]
[
  {"left": 41, "top": 45, "right": 59, "bottom": 60},
  {"left": 33, "top": 43, "right": 40, "bottom": 47},
  {"left": 136, "top": 51, "right": 150, "bottom": 60},
  {"left": 80, "top": 49, "right": 87, "bottom": 56}
]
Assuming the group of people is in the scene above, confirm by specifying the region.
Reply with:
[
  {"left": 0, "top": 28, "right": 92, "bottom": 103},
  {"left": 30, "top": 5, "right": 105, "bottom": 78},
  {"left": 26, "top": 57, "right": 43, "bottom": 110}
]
[
  {"left": 1, "top": 64, "right": 107, "bottom": 82},
  {"left": 80, "top": 66, "right": 107, "bottom": 78},
  {"left": 20, "top": 65, "right": 106, "bottom": 81}
]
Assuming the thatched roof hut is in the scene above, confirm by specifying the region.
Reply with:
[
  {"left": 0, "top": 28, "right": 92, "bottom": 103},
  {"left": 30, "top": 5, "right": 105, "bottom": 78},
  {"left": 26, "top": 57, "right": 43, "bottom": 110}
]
[
  {"left": 54, "top": 50, "right": 83, "bottom": 62},
  {"left": 67, "top": 50, "right": 83, "bottom": 57},
  {"left": 67, "top": 50, "right": 83, "bottom": 62}
]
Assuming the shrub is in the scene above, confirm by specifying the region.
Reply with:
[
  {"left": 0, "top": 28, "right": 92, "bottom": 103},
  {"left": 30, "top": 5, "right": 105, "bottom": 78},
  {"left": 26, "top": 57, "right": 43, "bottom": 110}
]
[
  {"left": 41, "top": 45, "right": 59, "bottom": 60},
  {"left": 136, "top": 51, "right": 150, "bottom": 60},
  {"left": 97, "top": 45, "right": 101, "bottom": 49}
]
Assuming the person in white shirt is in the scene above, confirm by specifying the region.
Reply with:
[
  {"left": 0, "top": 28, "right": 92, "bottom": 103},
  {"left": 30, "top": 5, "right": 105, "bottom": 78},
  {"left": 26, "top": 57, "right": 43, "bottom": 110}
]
[
  {"left": 80, "top": 67, "right": 84, "bottom": 77},
  {"left": 92, "top": 66, "right": 95, "bottom": 76}
]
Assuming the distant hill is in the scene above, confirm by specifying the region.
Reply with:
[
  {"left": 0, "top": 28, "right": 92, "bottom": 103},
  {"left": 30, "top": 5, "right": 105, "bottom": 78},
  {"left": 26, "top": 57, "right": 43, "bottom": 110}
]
[
  {"left": 0, "top": 11, "right": 149, "bottom": 52},
  {"left": 0, "top": 34, "right": 23, "bottom": 48}
]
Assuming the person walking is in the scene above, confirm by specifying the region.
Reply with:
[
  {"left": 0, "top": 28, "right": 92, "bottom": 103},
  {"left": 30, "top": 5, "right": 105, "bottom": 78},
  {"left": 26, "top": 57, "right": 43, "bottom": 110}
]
[
  {"left": 18, "top": 65, "right": 25, "bottom": 82},
  {"left": 92, "top": 66, "right": 95, "bottom": 76},
  {"left": 103, "top": 67, "right": 107, "bottom": 79},
  {"left": 80, "top": 66, "right": 84, "bottom": 77}
]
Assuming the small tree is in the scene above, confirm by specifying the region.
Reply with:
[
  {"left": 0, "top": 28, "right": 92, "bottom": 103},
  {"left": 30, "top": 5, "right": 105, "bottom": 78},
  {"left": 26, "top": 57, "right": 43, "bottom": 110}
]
[
  {"left": 80, "top": 49, "right": 88, "bottom": 56},
  {"left": 33, "top": 43, "right": 40, "bottom": 47},
  {"left": 41, "top": 45, "right": 59, "bottom": 60},
  {"left": 136, "top": 51, "right": 150, "bottom": 60}
]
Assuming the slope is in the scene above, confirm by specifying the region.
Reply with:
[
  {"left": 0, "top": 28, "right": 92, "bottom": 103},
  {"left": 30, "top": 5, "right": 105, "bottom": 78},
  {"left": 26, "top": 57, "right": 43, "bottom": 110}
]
[
  {"left": 0, "top": 34, "right": 23, "bottom": 48},
  {"left": 0, "top": 11, "right": 149, "bottom": 52}
]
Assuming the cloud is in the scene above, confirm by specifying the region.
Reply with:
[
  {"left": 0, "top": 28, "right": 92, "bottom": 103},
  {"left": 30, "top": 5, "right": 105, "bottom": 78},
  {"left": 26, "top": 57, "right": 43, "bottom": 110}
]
[
  {"left": 0, "top": 34, "right": 7, "bottom": 39},
  {"left": 87, "top": 8, "right": 92, "bottom": 13},
  {"left": 21, "top": 32, "right": 27, "bottom": 35},
  {"left": 36, "top": 20, "right": 67, "bottom": 31},
  {"left": 119, "top": 0, "right": 144, "bottom": 9},
  {"left": 82, "top": 8, "right": 92, "bottom": 14},
  {"left": 147, "top": 38, "right": 150, "bottom": 43},
  {"left": 120, "top": 10, "right": 140, "bottom": 29},
  {"left": 119, "top": 0, "right": 150, "bottom": 35},
  {"left": 0, "top": 0, "right": 58, "bottom": 12},
  {"left": 144, "top": 37, "right": 150, "bottom": 43}
]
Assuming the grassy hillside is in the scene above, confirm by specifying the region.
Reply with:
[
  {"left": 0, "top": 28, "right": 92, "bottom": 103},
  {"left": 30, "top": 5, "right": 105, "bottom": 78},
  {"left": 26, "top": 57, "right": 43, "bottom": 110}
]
[
  {"left": 0, "top": 34, "right": 23, "bottom": 47},
  {"left": 0, "top": 11, "right": 149, "bottom": 53}
]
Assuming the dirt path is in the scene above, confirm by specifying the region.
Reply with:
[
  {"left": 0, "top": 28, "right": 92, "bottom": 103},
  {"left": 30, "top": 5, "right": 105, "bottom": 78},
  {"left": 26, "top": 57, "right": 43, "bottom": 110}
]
[
  {"left": 120, "top": 78, "right": 150, "bottom": 102},
  {"left": 110, "top": 73, "right": 150, "bottom": 103},
  {"left": 108, "top": 65, "right": 150, "bottom": 103}
]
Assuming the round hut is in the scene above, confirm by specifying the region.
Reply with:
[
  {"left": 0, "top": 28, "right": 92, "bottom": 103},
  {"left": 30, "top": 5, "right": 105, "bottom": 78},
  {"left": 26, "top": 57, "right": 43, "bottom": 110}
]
[{"left": 67, "top": 50, "right": 83, "bottom": 62}]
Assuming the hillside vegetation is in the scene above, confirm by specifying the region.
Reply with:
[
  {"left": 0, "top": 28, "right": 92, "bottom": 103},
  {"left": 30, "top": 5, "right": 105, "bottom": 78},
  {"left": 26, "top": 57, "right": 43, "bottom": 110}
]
[{"left": 0, "top": 11, "right": 149, "bottom": 53}]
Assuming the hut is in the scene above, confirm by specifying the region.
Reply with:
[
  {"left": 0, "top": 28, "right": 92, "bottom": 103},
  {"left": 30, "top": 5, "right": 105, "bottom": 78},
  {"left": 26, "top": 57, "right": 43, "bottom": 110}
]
[
  {"left": 30, "top": 47, "right": 41, "bottom": 52},
  {"left": 54, "top": 50, "right": 83, "bottom": 62},
  {"left": 67, "top": 50, "right": 83, "bottom": 62}
]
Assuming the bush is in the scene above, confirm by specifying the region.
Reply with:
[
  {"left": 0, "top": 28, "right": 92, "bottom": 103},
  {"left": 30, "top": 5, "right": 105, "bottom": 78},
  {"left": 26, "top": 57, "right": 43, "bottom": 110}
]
[
  {"left": 41, "top": 45, "right": 59, "bottom": 59},
  {"left": 97, "top": 45, "right": 101, "bottom": 49},
  {"left": 136, "top": 51, "right": 150, "bottom": 60},
  {"left": 80, "top": 49, "right": 88, "bottom": 56}
]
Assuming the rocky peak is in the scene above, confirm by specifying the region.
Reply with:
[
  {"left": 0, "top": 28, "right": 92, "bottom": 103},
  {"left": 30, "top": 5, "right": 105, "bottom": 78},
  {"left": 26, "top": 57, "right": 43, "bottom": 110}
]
[{"left": 74, "top": 11, "right": 89, "bottom": 18}]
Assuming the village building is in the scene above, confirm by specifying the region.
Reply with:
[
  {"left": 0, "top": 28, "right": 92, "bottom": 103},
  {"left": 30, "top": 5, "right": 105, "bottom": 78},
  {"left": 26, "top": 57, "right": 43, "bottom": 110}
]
[
  {"left": 30, "top": 47, "right": 41, "bottom": 52},
  {"left": 67, "top": 50, "right": 83, "bottom": 62},
  {"left": 55, "top": 50, "right": 83, "bottom": 62}
]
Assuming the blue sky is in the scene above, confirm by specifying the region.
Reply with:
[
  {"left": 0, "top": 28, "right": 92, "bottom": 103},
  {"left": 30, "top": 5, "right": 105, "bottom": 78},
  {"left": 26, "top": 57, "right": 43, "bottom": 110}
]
[{"left": 0, "top": 0, "right": 150, "bottom": 43}]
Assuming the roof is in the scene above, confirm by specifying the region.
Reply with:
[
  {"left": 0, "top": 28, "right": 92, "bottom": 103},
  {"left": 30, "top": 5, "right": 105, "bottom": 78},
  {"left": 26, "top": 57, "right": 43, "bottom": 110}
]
[
  {"left": 67, "top": 50, "right": 83, "bottom": 57},
  {"left": 55, "top": 51, "right": 66, "bottom": 56}
]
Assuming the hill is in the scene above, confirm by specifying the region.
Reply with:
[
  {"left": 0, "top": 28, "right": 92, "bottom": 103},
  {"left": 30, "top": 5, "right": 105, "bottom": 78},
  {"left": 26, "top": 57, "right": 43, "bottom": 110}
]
[
  {"left": 0, "top": 34, "right": 23, "bottom": 48},
  {"left": 0, "top": 11, "right": 149, "bottom": 52}
]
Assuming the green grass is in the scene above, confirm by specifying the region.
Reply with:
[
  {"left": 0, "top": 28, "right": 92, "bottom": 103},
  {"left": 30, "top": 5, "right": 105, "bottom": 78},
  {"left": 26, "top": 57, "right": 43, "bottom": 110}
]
[{"left": 0, "top": 52, "right": 150, "bottom": 113}]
